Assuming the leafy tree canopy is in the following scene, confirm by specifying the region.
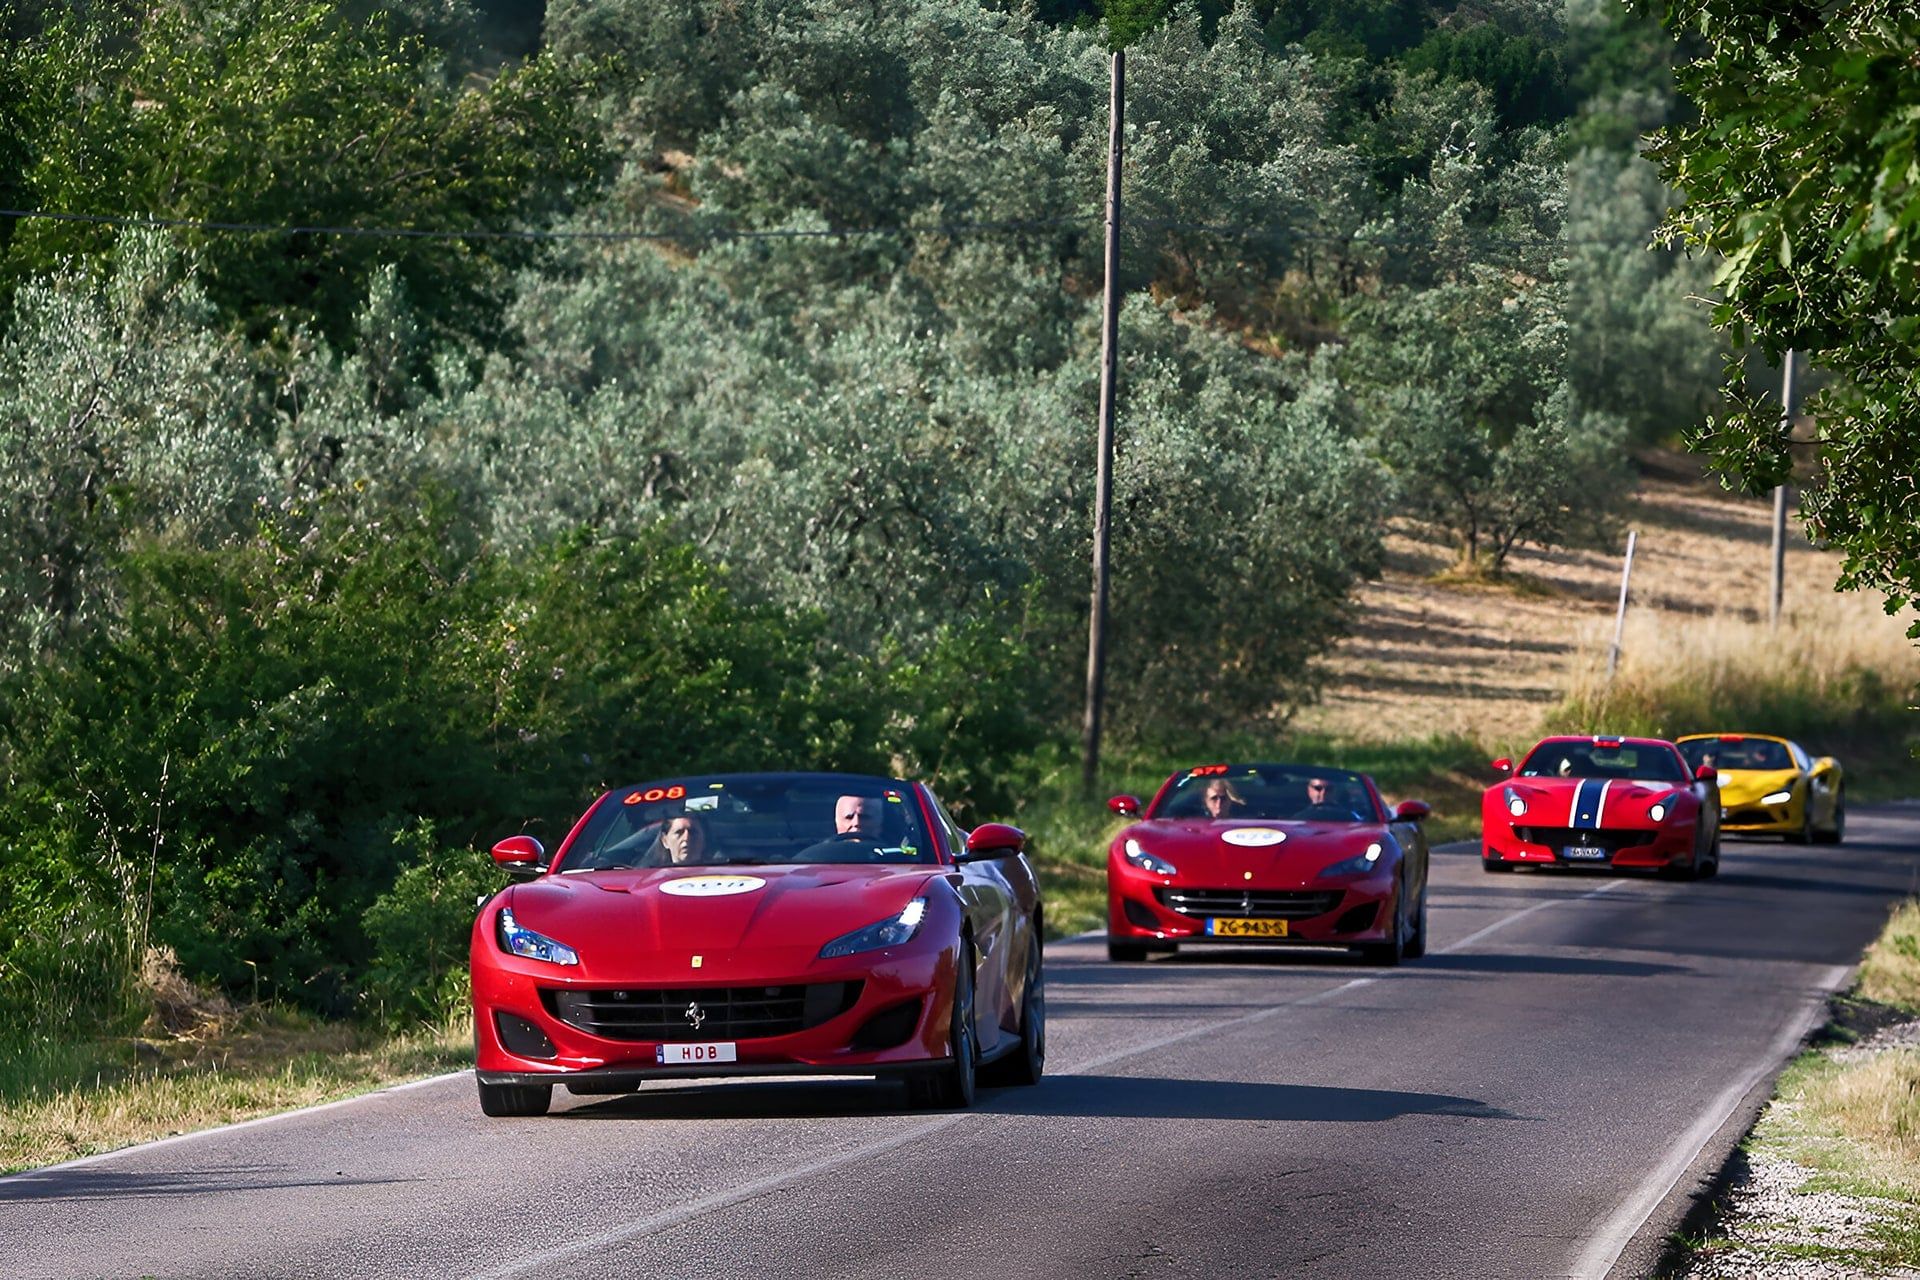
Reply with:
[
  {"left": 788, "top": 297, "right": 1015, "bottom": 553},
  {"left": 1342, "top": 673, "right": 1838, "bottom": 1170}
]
[
  {"left": 1646, "top": 0, "right": 1920, "bottom": 618},
  {"left": 0, "top": 0, "right": 605, "bottom": 352}
]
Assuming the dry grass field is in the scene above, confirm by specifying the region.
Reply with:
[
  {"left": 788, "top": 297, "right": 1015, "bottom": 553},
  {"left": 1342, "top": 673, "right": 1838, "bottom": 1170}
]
[{"left": 1294, "top": 449, "right": 1920, "bottom": 777}]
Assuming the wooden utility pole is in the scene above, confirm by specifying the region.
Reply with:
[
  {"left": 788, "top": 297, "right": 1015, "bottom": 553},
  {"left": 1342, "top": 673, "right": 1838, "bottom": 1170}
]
[
  {"left": 1082, "top": 48, "right": 1123, "bottom": 799},
  {"left": 1770, "top": 349, "right": 1795, "bottom": 630},
  {"left": 1605, "top": 529, "right": 1637, "bottom": 684}
]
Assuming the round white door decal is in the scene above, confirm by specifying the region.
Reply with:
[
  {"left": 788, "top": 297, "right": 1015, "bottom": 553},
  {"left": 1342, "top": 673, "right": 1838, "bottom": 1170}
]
[
  {"left": 659, "top": 875, "right": 767, "bottom": 897},
  {"left": 1220, "top": 828, "right": 1287, "bottom": 847}
]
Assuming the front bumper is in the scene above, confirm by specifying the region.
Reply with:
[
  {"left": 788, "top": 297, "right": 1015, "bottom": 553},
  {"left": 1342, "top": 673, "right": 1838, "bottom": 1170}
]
[
  {"left": 1481, "top": 819, "right": 1697, "bottom": 869},
  {"left": 471, "top": 939, "right": 955, "bottom": 1082},
  {"left": 1106, "top": 860, "right": 1396, "bottom": 947}
]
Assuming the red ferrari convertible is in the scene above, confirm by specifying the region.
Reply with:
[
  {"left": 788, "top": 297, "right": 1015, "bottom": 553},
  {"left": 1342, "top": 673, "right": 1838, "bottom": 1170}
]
[
  {"left": 1481, "top": 735, "right": 1721, "bottom": 878},
  {"left": 470, "top": 772, "right": 1044, "bottom": 1116},
  {"left": 1105, "top": 763, "right": 1433, "bottom": 966}
]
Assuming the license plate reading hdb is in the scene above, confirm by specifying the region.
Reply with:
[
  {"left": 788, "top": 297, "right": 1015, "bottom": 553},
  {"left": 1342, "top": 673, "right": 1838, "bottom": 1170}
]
[
  {"left": 1561, "top": 846, "right": 1608, "bottom": 861},
  {"left": 1206, "top": 917, "right": 1288, "bottom": 938},
  {"left": 656, "top": 1042, "right": 738, "bottom": 1064}
]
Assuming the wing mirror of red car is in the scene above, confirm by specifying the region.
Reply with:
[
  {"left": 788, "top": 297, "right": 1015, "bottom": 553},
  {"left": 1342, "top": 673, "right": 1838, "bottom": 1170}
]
[
  {"left": 1394, "top": 799, "right": 1432, "bottom": 822},
  {"left": 959, "top": 822, "right": 1026, "bottom": 862},
  {"left": 1490, "top": 758, "right": 1513, "bottom": 776},
  {"left": 1695, "top": 765, "right": 1718, "bottom": 783},
  {"left": 1108, "top": 795, "right": 1142, "bottom": 817},
  {"left": 490, "top": 834, "right": 546, "bottom": 880}
]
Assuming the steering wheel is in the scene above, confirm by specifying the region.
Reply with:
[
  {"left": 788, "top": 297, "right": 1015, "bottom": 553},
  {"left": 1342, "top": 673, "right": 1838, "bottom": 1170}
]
[{"left": 1292, "top": 803, "right": 1365, "bottom": 822}]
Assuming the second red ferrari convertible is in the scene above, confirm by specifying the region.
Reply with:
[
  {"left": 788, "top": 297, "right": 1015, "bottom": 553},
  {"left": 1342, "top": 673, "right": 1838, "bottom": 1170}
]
[
  {"left": 1106, "top": 763, "right": 1433, "bottom": 966},
  {"left": 1482, "top": 736, "right": 1721, "bottom": 878},
  {"left": 470, "top": 772, "right": 1044, "bottom": 1117}
]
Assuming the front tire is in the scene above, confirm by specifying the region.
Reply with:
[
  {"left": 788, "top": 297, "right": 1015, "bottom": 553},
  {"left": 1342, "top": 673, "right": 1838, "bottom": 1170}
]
[
  {"left": 1404, "top": 885, "right": 1429, "bottom": 960},
  {"left": 477, "top": 1078, "right": 552, "bottom": 1117},
  {"left": 909, "top": 940, "right": 978, "bottom": 1110},
  {"left": 980, "top": 929, "right": 1044, "bottom": 1088},
  {"left": 1358, "top": 880, "right": 1407, "bottom": 966},
  {"left": 1815, "top": 792, "right": 1846, "bottom": 845}
]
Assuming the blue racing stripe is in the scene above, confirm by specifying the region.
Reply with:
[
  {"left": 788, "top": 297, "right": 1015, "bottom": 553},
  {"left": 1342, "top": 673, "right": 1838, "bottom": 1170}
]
[{"left": 1571, "top": 779, "right": 1606, "bottom": 829}]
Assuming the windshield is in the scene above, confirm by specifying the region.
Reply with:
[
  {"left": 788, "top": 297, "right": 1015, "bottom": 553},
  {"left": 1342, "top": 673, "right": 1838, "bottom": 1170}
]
[
  {"left": 1678, "top": 737, "right": 1790, "bottom": 772},
  {"left": 1518, "top": 741, "right": 1686, "bottom": 783},
  {"left": 1152, "top": 764, "right": 1381, "bottom": 823},
  {"left": 559, "top": 775, "right": 936, "bottom": 871}
]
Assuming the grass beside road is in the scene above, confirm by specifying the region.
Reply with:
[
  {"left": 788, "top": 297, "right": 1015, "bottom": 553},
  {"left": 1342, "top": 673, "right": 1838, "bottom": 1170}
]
[
  {"left": 1680, "top": 901, "right": 1920, "bottom": 1276},
  {"left": 1551, "top": 593, "right": 1919, "bottom": 800},
  {"left": 0, "top": 1009, "right": 467, "bottom": 1174}
]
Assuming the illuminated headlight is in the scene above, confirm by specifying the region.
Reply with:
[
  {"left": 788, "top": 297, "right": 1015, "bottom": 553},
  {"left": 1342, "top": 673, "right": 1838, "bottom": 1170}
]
[
  {"left": 819, "top": 897, "right": 928, "bottom": 959},
  {"left": 1762, "top": 790, "right": 1793, "bottom": 806},
  {"left": 1321, "top": 842, "right": 1387, "bottom": 879},
  {"left": 1504, "top": 786, "right": 1526, "bottom": 818},
  {"left": 1123, "top": 838, "right": 1178, "bottom": 877},
  {"left": 497, "top": 907, "right": 579, "bottom": 966},
  {"left": 1649, "top": 803, "right": 1668, "bottom": 823}
]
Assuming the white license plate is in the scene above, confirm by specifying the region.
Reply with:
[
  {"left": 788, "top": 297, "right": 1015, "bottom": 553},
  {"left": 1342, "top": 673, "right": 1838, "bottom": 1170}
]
[{"left": 656, "top": 1042, "right": 738, "bottom": 1065}]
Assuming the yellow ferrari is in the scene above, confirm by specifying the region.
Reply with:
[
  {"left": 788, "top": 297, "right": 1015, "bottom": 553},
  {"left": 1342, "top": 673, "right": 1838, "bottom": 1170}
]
[{"left": 1675, "top": 734, "right": 1844, "bottom": 844}]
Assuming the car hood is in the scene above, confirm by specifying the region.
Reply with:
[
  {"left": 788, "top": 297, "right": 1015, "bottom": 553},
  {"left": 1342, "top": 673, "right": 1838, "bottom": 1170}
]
[
  {"left": 1495, "top": 777, "right": 1680, "bottom": 827},
  {"left": 1713, "top": 768, "right": 1800, "bottom": 807},
  {"left": 502, "top": 864, "right": 937, "bottom": 977},
  {"left": 1118, "top": 819, "right": 1393, "bottom": 884}
]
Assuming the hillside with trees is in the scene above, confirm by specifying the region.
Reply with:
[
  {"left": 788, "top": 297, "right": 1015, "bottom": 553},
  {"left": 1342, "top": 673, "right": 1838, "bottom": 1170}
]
[{"left": 0, "top": 0, "right": 1728, "bottom": 1081}]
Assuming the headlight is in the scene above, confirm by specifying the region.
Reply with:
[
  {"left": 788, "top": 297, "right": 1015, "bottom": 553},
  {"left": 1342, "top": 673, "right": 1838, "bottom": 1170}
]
[
  {"left": 1504, "top": 786, "right": 1526, "bottom": 818},
  {"left": 819, "top": 897, "right": 928, "bottom": 958},
  {"left": 1320, "top": 842, "right": 1386, "bottom": 879},
  {"left": 1762, "top": 790, "right": 1793, "bottom": 806},
  {"left": 1123, "top": 838, "right": 1178, "bottom": 877},
  {"left": 1649, "top": 802, "right": 1668, "bottom": 822},
  {"left": 497, "top": 907, "right": 579, "bottom": 966}
]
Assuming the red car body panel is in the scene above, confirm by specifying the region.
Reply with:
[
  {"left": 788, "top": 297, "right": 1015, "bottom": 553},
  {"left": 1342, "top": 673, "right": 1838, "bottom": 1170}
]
[
  {"left": 1482, "top": 736, "right": 1718, "bottom": 871},
  {"left": 471, "top": 773, "right": 1040, "bottom": 1090},
  {"left": 1106, "top": 766, "right": 1430, "bottom": 953}
]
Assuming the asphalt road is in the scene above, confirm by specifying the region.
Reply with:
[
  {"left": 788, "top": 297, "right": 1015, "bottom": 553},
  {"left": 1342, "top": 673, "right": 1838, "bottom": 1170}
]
[{"left": 5, "top": 804, "right": 1918, "bottom": 1280}]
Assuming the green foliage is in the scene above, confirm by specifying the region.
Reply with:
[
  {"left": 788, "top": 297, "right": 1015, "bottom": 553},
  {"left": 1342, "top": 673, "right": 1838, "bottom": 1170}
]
[
  {"left": 1646, "top": 0, "right": 1920, "bottom": 621},
  {"left": 0, "top": 0, "right": 606, "bottom": 350},
  {"left": 1344, "top": 268, "right": 1632, "bottom": 569},
  {"left": 359, "top": 822, "right": 499, "bottom": 1028}
]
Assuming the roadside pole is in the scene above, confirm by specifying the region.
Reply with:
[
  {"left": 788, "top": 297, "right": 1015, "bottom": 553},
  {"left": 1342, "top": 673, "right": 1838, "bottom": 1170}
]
[
  {"left": 1606, "top": 529, "right": 1637, "bottom": 685},
  {"left": 1082, "top": 48, "right": 1123, "bottom": 799},
  {"left": 1769, "top": 349, "right": 1795, "bottom": 630}
]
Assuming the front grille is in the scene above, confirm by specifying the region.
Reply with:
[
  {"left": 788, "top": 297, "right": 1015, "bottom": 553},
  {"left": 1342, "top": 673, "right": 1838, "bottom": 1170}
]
[
  {"left": 1155, "top": 887, "right": 1342, "bottom": 920},
  {"left": 544, "top": 981, "right": 863, "bottom": 1042},
  {"left": 1516, "top": 827, "right": 1654, "bottom": 855},
  {"left": 1726, "top": 808, "right": 1778, "bottom": 825}
]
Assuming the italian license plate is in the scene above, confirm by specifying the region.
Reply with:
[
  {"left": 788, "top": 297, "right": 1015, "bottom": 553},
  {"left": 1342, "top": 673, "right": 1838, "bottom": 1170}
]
[
  {"left": 1561, "top": 846, "right": 1608, "bottom": 861},
  {"left": 656, "top": 1042, "right": 738, "bottom": 1065},
  {"left": 1206, "top": 917, "right": 1288, "bottom": 938}
]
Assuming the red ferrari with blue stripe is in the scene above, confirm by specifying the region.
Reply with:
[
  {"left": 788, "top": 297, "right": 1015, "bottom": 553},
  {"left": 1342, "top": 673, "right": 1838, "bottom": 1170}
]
[
  {"left": 1482, "top": 736, "right": 1721, "bottom": 878},
  {"left": 469, "top": 772, "right": 1044, "bottom": 1117}
]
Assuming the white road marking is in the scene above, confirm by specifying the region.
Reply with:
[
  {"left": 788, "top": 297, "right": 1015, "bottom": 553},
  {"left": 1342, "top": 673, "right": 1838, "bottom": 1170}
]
[{"left": 1564, "top": 962, "right": 1855, "bottom": 1279}]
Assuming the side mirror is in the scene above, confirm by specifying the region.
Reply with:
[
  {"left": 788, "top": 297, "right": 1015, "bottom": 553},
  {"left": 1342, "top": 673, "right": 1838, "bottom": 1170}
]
[
  {"left": 1491, "top": 758, "right": 1513, "bottom": 776},
  {"left": 1108, "top": 794, "right": 1142, "bottom": 817},
  {"left": 490, "top": 835, "right": 546, "bottom": 880},
  {"left": 959, "top": 822, "right": 1026, "bottom": 862},
  {"left": 1694, "top": 765, "right": 1717, "bottom": 783},
  {"left": 1393, "top": 799, "right": 1431, "bottom": 822}
]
